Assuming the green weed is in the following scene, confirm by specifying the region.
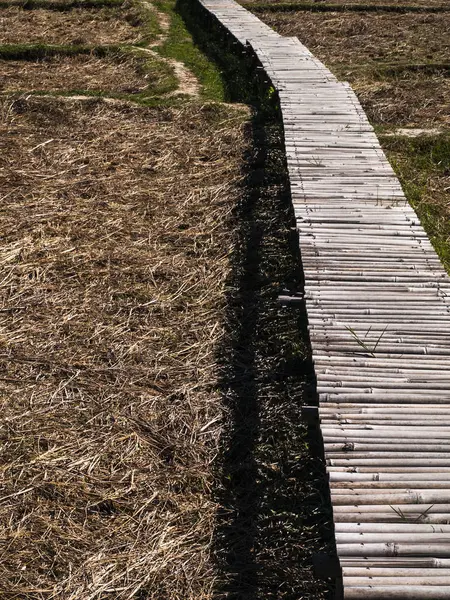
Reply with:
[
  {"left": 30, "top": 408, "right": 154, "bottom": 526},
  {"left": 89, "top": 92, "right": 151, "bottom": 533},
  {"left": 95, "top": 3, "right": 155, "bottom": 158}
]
[{"left": 381, "top": 133, "right": 450, "bottom": 272}]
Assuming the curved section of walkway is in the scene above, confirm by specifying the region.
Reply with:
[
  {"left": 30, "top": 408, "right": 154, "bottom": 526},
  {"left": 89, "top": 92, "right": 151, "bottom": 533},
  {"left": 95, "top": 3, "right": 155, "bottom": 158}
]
[{"left": 196, "top": 1, "right": 450, "bottom": 598}]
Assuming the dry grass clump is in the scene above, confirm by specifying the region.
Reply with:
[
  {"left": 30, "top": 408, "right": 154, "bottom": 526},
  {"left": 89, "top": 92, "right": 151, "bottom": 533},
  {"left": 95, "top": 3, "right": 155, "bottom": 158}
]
[
  {"left": 0, "top": 53, "right": 174, "bottom": 94},
  {"left": 345, "top": 69, "right": 450, "bottom": 126},
  {"left": 0, "top": 6, "right": 143, "bottom": 45},
  {"left": 0, "top": 95, "right": 250, "bottom": 599},
  {"left": 259, "top": 11, "right": 450, "bottom": 65}
]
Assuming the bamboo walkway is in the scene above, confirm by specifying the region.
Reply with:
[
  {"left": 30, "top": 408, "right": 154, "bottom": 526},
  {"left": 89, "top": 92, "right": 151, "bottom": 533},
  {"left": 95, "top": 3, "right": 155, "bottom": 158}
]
[{"left": 196, "top": 0, "right": 450, "bottom": 597}]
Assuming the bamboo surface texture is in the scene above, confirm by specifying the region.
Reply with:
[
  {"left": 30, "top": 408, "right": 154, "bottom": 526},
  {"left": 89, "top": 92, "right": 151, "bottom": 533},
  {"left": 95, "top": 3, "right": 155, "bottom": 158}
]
[{"left": 196, "top": 0, "right": 450, "bottom": 597}]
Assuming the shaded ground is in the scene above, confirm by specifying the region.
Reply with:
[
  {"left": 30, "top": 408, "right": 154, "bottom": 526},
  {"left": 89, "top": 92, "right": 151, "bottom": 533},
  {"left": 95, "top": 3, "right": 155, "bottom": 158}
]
[
  {"left": 214, "top": 110, "right": 335, "bottom": 600},
  {"left": 0, "top": 53, "right": 176, "bottom": 95},
  {"left": 0, "top": 6, "right": 144, "bottom": 45},
  {"left": 0, "top": 95, "right": 249, "bottom": 600}
]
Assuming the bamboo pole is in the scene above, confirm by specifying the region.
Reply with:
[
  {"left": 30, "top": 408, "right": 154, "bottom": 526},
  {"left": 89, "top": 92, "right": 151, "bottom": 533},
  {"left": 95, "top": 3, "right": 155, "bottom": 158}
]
[
  {"left": 337, "top": 533, "right": 450, "bottom": 544},
  {"left": 344, "top": 585, "right": 450, "bottom": 599},
  {"left": 340, "top": 558, "right": 450, "bottom": 567},
  {"left": 329, "top": 473, "right": 450, "bottom": 482},
  {"left": 344, "top": 576, "right": 450, "bottom": 585},
  {"left": 333, "top": 504, "right": 450, "bottom": 514},
  {"left": 336, "top": 524, "right": 450, "bottom": 533},
  {"left": 342, "top": 568, "right": 450, "bottom": 577},
  {"left": 337, "top": 543, "right": 450, "bottom": 557}
]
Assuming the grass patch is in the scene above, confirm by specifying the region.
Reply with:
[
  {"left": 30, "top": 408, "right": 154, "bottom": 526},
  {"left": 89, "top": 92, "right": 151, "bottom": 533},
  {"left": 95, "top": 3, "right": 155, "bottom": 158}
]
[
  {"left": 381, "top": 133, "right": 450, "bottom": 270},
  {"left": 0, "top": 42, "right": 116, "bottom": 59},
  {"left": 129, "top": 0, "right": 163, "bottom": 43},
  {"left": 336, "top": 68, "right": 450, "bottom": 128},
  {"left": 152, "top": 0, "right": 225, "bottom": 101}
]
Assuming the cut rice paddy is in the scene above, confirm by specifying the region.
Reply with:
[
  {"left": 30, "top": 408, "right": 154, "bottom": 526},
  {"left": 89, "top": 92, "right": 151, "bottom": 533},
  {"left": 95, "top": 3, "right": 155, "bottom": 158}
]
[
  {"left": 0, "top": 52, "right": 177, "bottom": 96},
  {"left": 0, "top": 6, "right": 145, "bottom": 45},
  {"left": 242, "top": 0, "right": 448, "bottom": 7},
  {"left": 0, "top": 94, "right": 250, "bottom": 600},
  {"left": 258, "top": 11, "right": 450, "bottom": 65},
  {"left": 342, "top": 68, "right": 450, "bottom": 127}
]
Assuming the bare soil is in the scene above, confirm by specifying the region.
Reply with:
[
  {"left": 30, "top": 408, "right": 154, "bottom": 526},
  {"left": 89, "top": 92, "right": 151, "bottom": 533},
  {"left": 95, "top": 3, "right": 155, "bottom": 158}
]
[
  {"left": 259, "top": 11, "right": 450, "bottom": 65},
  {"left": 0, "top": 94, "right": 249, "bottom": 600},
  {"left": 0, "top": 53, "right": 172, "bottom": 94},
  {"left": 0, "top": 6, "right": 143, "bottom": 45}
]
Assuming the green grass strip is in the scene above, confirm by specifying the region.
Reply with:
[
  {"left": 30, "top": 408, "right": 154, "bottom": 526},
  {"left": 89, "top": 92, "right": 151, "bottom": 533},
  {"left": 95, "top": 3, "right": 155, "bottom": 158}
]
[
  {"left": 0, "top": 88, "right": 185, "bottom": 106},
  {"left": 153, "top": 0, "right": 225, "bottom": 101},
  {"left": 250, "top": 2, "right": 450, "bottom": 13},
  {"left": 381, "top": 133, "right": 450, "bottom": 271}
]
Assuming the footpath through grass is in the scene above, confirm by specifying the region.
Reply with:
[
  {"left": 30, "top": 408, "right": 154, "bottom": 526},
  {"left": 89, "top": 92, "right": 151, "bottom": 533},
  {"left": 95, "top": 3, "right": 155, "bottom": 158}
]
[{"left": 0, "top": 0, "right": 224, "bottom": 102}]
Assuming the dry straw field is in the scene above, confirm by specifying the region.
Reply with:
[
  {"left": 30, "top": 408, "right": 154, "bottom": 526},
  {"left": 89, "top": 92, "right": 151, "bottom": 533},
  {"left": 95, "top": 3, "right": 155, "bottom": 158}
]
[
  {"left": 0, "top": 1, "right": 252, "bottom": 597},
  {"left": 0, "top": 0, "right": 334, "bottom": 597},
  {"left": 1, "top": 95, "right": 249, "bottom": 599}
]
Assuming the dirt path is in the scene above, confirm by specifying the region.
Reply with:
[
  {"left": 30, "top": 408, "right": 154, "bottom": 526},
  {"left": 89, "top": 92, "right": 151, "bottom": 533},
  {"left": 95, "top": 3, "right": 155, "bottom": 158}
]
[{"left": 140, "top": 0, "right": 200, "bottom": 96}]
